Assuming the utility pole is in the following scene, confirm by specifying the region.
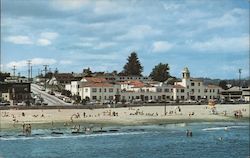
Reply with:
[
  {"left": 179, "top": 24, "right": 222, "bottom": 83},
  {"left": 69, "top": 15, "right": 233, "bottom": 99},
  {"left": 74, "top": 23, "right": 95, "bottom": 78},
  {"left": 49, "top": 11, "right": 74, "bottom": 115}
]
[
  {"left": 31, "top": 66, "right": 33, "bottom": 81},
  {"left": 27, "top": 60, "right": 31, "bottom": 82},
  {"left": 12, "top": 65, "right": 16, "bottom": 77},
  {"left": 43, "top": 65, "right": 49, "bottom": 90},
  {"left": 238, "top": 68, "right": 242, "bottom": 90}
]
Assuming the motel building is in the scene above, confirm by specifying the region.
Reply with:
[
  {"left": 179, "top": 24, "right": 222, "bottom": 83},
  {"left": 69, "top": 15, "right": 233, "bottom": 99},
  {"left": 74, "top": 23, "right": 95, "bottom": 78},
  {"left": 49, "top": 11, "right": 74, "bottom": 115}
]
[{"left": 65, "top": 68, "right": 222, "bottom": 104}]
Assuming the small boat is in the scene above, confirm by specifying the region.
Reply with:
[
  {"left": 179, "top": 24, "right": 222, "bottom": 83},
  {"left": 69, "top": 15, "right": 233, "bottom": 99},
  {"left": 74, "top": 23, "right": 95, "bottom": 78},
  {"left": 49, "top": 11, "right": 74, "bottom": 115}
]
[
  {"left": 51, "top": 131, "right": 63, "bottom": 135},
  {"left": 71, "top": 131, "right": 85, "bottom": 134},
  {"left": 93, "top": 130, "right": 107, "bottom": 133},
  {"left": 108, "top": 129, "right": 119, "bottom": 132}
]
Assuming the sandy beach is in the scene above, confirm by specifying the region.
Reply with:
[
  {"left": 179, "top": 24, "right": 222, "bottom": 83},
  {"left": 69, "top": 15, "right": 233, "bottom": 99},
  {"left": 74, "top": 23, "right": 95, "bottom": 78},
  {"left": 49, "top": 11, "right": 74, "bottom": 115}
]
[{"left": 0, "top": 104, "right": 249, "bottom": 130}]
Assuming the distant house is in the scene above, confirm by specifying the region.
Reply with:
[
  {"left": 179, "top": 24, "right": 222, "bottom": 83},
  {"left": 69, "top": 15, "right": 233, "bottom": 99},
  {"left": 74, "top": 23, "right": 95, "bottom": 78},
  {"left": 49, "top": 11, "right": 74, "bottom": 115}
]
[
  {"left": 242, "top": 88, "right": 250, "bottom": 102},
  {"left": 50, "top": 73, "right": 77, "bottom": 86},
  {"left": 220, "top": 86, "right": 242, "bottom": 101},
  {"left": 0, "top": 82, "right": 31, "bottom": 105}
]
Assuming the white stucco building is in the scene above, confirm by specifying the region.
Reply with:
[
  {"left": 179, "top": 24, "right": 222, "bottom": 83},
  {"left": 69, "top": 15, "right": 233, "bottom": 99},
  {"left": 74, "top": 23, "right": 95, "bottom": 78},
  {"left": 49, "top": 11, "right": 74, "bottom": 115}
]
[
  {"left": 65, "top": 68, "right": 222, "bottom": 104},
  {"left": 173, "top": 67, "right": 221, "bottom": 101}
]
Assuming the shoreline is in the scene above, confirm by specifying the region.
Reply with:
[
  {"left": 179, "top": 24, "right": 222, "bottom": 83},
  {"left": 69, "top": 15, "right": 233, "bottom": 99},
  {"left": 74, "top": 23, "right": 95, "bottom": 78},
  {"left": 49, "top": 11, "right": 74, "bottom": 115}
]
[{"left": 0, "top": 104, "right": 249, "bottom": 131}]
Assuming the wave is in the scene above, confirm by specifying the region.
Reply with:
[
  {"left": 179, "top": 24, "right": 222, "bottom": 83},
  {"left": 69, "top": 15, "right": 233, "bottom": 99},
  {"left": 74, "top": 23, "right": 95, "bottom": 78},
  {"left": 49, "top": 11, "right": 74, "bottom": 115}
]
[
  {"left": 202, "top": 126, "right": 248, "bottom": 131},
  {"left": 0, "top": 131, "right": 148, "bottom": 141}
]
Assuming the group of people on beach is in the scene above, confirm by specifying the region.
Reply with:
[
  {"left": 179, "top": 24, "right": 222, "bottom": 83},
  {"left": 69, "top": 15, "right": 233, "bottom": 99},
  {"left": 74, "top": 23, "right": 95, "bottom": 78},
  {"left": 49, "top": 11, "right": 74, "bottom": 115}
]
[
  {"left": 234, "top": 110, "right": 243, "bottom": 118},
  {"left": 22, "top": 123, "right": 32, "bottom": 136}
]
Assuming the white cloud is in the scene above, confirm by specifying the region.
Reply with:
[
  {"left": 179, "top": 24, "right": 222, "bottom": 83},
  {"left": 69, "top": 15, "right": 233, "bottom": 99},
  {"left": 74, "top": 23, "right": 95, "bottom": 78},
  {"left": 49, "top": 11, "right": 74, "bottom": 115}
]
[
  {"left": 5, "top": 35, "right": 33, "bottom": 45},
  {"left": 207, "top": 8, "right": 247, "bottom": 29},
  {"left": 37, "top": 32, "right": 58, "bottom": 46},
  {"left": 152, "top": 41, "right": 174, "bottom": 53},
  {"left": 94, "top": 1, "right": 122, "bottom": 15},
  {"left": 37, "top": 38, "right": 51, "bottom": 46},
  {"left": 6, "top": 58, "right": 57, "bottom": 68},
  {"left": 50, "top": 0, "right": 89, "bottom": 11},
  {"left": 191, "top": 36, "right": 249, "bottom": 52},
  {"left": 59, "top": 60, "right": 72, "bottom": 65},
  {"left": 94, "top": 42, "right": 116, "bottom": 49},
  {"left": 116, "top": 25, "right": 161, "bottom": 40},
  {"left": 40, "top": 32, "right": 58, "bottom": 40},
  {"left": 207, "top": 14, "right": 236, "bottom": 29}
]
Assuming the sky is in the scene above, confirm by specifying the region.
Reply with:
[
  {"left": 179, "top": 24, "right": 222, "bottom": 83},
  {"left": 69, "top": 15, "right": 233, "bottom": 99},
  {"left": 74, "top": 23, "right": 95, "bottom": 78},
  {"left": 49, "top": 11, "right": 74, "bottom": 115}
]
[{"left": 1, "top": 0, "right": 249, "bottom": 79}]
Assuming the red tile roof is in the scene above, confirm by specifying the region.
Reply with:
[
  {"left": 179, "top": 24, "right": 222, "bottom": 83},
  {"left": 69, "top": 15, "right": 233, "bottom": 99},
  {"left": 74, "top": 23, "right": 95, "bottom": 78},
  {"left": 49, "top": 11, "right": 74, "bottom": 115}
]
[
  {"left": 173, "top": 84, "right": 185, "bottom": 88},
  {"left": 83, "top": 77, "right": 107, "bottom": 83},
  {"left": 81, "top": 83, "right": 113, "bottom": 88}
]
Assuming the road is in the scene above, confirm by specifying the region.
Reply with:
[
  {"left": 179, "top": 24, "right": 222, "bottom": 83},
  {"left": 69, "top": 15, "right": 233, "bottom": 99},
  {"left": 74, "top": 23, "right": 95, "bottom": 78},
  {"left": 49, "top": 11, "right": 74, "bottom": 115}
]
[{"left": 31, "top": 84, "right": 72, "bottom": 106}]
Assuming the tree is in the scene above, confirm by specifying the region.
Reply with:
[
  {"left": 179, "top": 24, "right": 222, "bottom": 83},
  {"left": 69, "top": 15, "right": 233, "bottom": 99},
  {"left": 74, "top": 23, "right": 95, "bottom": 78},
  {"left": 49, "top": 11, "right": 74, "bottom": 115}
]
[
  {"left": 219, "top": 80, "right": 228, "bottom": 90},
  {"left": 83, "top": 68, "right": 92, "bottom": 77},
  {"left": 61, "top": 90, "right": 72, "bottom": 97},
  {"left": 150, "top": 63, "right": 170, "bottom": 82},
  {"left": 122, "top": 52, "right": 143, "bottom": 76}
]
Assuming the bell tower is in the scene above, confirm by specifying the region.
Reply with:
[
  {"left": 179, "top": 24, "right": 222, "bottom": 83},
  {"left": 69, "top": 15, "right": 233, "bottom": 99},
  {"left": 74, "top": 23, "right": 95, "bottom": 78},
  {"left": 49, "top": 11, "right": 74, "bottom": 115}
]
[{"left": 182, "top": 67, "right": 190, "bottom": 79}]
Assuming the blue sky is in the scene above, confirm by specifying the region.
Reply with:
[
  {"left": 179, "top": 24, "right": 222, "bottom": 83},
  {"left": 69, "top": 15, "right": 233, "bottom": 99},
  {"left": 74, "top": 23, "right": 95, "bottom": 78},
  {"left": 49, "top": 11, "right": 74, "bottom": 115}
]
[{"left": 1, "top": 0, "right": 249, "bottom": 79}]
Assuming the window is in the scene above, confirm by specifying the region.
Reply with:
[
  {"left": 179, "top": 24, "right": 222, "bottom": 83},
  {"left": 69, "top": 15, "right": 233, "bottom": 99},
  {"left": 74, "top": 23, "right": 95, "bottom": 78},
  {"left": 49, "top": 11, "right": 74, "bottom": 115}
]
[
  {"left": 213, "top": 89, "right": 215, "bottom": 93},
  {"left": 92, "top": 96, "right": 97, "bottom": 100},
  {"left": 191, "top": 83, "right": 195, "bottom": 86},
  {"left": 109, "top": 88, "right": 113, "bottom": 92},
  {"left": 165, "top": 89, "right": 169, "bottom": 92},
  {"left": 204, "top": 89, "right": 207, "bottom": 93},
  {"left": 187, "top": 86, "right": 189, "bottom": 89},
  {"left": 92, "top": 88, "right": 97, "bottom": 92},
  {"left": 85, "top": 88, "right": 88, "bottom": 92},
  {"left": 181, "top": 96, "right": 185, "bottom": 100},
  {"left": 104, "top": 88, "right": 106, "bottom": 92},
  {"left": 191, "top": 89, "right": 194, "bottom": 93},
  {"left": 198, "top": 83, "right": 201, "bottom": 86},
  {"left": 99, "top": 88, "right": 102, "bottom": 92},
  {"left": 181, "top": 89, "right": 184, "bottom": 93},
  {"left": 99, "top": 96, "right": 101, "bottom": 100},
  {"left": 198, "top": 89, "right": 200, "bottom": 93},
  {"left": 177, "top": 89, "right": 179, "bottom": 93}
]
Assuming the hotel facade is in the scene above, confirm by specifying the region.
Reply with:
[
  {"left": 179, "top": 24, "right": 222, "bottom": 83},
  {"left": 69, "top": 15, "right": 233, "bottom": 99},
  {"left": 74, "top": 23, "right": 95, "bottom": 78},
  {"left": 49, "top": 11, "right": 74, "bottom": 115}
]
[{"left": 65, "top": 68, "right": 222, "bottom": 103}]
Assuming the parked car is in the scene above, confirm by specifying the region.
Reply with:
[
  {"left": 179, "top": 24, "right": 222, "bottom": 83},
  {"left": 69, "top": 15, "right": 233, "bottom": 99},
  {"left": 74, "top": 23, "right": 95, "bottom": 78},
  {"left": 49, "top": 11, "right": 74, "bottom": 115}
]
[
  {"left": 17, "top": 102, "right": 26, "bottom": 106},
  {"left": 42, "top": 102, "right": 48, "bottom": 105}
]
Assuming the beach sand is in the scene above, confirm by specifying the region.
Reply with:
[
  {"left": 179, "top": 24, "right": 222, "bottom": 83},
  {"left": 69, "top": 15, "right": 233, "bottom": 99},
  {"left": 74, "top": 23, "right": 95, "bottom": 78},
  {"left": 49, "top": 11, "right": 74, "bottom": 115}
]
[{"left": 0, "top": 104, "right": 249, "bottom": 130}]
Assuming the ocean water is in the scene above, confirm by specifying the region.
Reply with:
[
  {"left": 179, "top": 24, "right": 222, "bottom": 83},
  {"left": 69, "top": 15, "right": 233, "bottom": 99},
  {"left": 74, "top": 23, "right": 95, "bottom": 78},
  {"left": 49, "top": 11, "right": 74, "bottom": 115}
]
[{"left": 0, "top": 122, "right": 249, "bottom": 158}]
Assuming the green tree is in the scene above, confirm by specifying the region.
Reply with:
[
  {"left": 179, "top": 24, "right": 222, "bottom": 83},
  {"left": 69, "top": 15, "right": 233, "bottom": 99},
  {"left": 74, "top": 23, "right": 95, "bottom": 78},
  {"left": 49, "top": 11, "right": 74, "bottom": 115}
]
[
  {"left": 83, "top": 68, "right": 92, "bottom": 77},
  {"left": 122, "top": 52, "right": 143, "bottom": 76},
  {"left": 219, "top": 80, "right": 228, "bottom": 90},
  {"left": 150, "top": 63, "right": 170, "bottom": 82}
]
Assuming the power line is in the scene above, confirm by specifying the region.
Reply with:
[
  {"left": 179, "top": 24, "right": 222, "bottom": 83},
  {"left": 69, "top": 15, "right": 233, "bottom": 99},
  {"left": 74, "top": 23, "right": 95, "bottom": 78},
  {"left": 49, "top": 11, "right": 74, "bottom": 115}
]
[{"left": 12, "top": 65, "right": 16, "bottom": 77}]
